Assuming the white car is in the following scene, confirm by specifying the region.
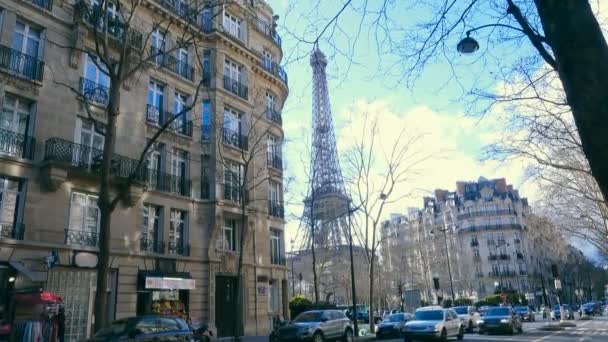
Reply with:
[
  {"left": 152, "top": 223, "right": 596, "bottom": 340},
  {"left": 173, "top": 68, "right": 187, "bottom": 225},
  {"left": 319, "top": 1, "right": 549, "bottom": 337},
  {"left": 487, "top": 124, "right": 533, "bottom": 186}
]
[
  {"left": 452, "top": 306, "right": 480, "bottom": 331},
  {"left": 402, "top": 307, "right": 464, "bottom": 341}
]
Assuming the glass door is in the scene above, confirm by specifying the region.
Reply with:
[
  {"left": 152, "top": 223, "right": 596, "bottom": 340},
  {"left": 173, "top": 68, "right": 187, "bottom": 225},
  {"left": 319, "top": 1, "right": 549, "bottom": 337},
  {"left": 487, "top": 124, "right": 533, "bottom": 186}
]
[
  {"left": 0, "top": 95, "right": 30, "bottom": 157},
  {"left": 74, "top": 119, "right": 104, "bottom": 168}
]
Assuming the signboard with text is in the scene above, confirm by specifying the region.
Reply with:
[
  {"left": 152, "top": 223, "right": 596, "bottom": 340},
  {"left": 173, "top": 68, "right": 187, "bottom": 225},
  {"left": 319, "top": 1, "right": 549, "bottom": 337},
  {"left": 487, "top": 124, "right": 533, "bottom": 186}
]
[{"left": 145, "top": 277, "right": 195, "bottom": 290}]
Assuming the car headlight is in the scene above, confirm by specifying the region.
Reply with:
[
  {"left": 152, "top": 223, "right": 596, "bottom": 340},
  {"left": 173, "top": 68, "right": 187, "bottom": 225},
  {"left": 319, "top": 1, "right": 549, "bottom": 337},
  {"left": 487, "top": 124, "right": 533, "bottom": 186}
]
[
  {"left": 477, "top": 320, "right": 484, "bottom": 325},
  {"left": 500, "top": 319, "right": 510, "bottom": 324}
]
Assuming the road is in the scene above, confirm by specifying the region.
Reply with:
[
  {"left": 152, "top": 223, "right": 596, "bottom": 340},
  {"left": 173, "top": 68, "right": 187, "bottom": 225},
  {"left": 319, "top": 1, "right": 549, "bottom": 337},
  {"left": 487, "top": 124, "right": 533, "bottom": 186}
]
[{"left": 380, "top": 316, "right": 608, "bottom": 342}]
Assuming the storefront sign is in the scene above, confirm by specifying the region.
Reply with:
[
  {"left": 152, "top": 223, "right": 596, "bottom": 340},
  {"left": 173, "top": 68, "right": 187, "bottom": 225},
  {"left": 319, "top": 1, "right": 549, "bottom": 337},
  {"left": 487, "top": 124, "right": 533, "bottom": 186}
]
[
  {"left": 145, "top": 277, "right": 195, "bottom": 290},
  {"left": 74, "top": 252, "right": 98, "bottom": 268}
]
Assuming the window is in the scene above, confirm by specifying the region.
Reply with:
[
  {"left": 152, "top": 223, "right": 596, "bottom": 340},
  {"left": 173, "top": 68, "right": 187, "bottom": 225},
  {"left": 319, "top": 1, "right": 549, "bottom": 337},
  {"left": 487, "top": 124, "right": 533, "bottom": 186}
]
[
  {"left": 269, "top": 280, "right": 279, "bottom": 312},
  {"left": 262, "top": 50, "right": 273, "bottom": 70},
  {"left": 74, "top": 118, "right": 104, "bottom": 168},
  {"left": 201, "top": 100, "right": 211, "bottom": 141},
  {"left": 270, "top": 229, "right": 282, "bottom": 264},
  {"left": 171, "top": 148, "right": 188, "bottom": 194},
  {"left": 224, "top": 58, "right": 241, "bottom": 82},
  {"left": 172, "top": 92, "right": 189, "bottom": 134},
  {"left": 267, "top": 135, "right": 281, "bottom": 169},
  {"left": 265, "top": 91, "right": 278, "bottom": 121},
  {"left": 222, "top": 12, "right": 241, "bottom": 39},
  {"left": 142, "top": 204, "right": 161, "bottom": 251},
  {"left": 223, "top": 107, "right": 244, "bottom": 148},
  {"left": 67, "top": 192, "right": 99, "bottom": 245},
  {"left": 90, "top": 0, "right": 117, "bottom": 32},
  {"left": 146, "top": 143, "right": 162, "bottom": 188},
  {"left": 83, "top": 54, "right": 109, "bottom": 105},
  {"left": 223, "top": 161, "right": 243, "bottom": 202},
  {"left": 200, "top": 154, "right": 211, "bottom": 199},
  {"left": 169, "top": 208, "right": 186, "bottom": 253},
  {"left": 11, "top": 21, "right": 41, "bottom": 59},
  {"left": 473, "top": 248, "right": 480, "bottom": 258},
  {"left": 0, "top": 94, "right": 31, "bottom": 156},
  {"left": 0, "top": 176, "right": 22, "bottom": 238},
  {"left": 151, "top": 28, "right": 166, "bottom": 64},
  {"left": 268, "top": 181, "right": 280, "bottom": 206},
  {"left": 176, "top": 47, "right": 189, "bottom": 78},
  {"left": 220, "top": 218, "right": 238, "bottom": 251},
  {"left": 147, "top": 81, "right": 164, "bottom": 124},
  {"left": 202, "top": 50, "right": 211, "bottom": 83}
]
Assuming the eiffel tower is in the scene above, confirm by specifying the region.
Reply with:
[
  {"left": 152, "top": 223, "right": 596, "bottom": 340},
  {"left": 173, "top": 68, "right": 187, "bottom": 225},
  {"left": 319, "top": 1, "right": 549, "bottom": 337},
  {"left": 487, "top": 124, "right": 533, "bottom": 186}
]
[{"left": 300, "top": 47, "right": 350, "bottom": 249}]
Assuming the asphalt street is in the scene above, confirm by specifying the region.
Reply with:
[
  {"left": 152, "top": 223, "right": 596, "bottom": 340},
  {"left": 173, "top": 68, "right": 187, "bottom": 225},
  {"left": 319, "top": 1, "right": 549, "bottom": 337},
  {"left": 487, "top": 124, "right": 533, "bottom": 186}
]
[{"left": 380, "top": 316, "right": 608, "bottom": 342}]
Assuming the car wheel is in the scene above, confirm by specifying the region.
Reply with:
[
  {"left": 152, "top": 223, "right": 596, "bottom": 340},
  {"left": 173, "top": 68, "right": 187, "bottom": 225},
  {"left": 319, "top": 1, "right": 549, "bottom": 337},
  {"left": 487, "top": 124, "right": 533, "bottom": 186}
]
[
  {"left": 457, "top": 326, "right": 465, "bottom": 340},
  {"left": 342, "top": 328, "right": 353, "bottom": 342},
  {"left": 440, "top": 328, "right": 447, "bottom": 341},
  {"left": 313, "top": 332, "right": 324, "bottom": 342}
]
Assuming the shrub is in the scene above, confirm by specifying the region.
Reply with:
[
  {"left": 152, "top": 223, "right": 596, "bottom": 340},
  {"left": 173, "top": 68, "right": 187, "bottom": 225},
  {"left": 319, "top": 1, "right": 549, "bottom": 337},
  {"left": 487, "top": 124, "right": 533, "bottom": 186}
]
[
  {"left": 453, "top": 298, "right": 473, "bottom": 306},
  {"left": 289, "top": 295, "right": 313, "bottom": 318}
]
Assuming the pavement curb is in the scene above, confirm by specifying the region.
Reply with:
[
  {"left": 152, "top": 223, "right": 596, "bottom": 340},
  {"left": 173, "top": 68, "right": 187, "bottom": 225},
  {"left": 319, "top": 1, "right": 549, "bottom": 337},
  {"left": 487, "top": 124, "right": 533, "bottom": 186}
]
[{"left": 539, "top": 325, "right": 564, "bottom": 331}]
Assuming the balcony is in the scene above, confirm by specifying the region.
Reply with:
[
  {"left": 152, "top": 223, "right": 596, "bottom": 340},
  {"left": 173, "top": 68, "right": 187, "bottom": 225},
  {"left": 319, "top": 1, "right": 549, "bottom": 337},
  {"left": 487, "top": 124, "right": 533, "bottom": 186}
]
[
  {"left": 80, "top": 77, "right": 109, "bottom": 106},
  {"left": 28, "top": 0, "right": 53, "bottom": 11},
  {"left": 488, "top": 254, "right": 498, "bottom": 261},
  {"left": 470, "top": 240, "right": 479, "bottom": 247},
  {"left": 459, "top": 223, "right": 523, "bottom": 234},
  {"left": 0, "top": 128, "right": 35, "bottom": 159},
  {"left": 269, "top": 202, "right": 284, "bottom": 219},
  {"left": 44, "top": 138, "right": 146, "bottom": 181},
  {"left": 0, "top": 45, "right": 44, "bottom": 82},
  {"left": 0, "top": 222, "right": 25, "bottom": 240},
  {"left": 260, "top": 59, "right": 288, "bottom": 86},
  {"left": 157, "top": 0, "right": 198, "bottom": 23},
  {"left": 65, "top": 229, "right": 98, "bottom": 247},
  {"left": 150, "top": 47, "right": 194, "bottom": 81},
  {"left": 268, "top": 153, "right": 283, "bottom": 171},
  {"left": 252, "top": 17, "right": 282, "bottom": 48},
  {"left": 167, "top": 241, "right": 190, "bottom": 256},
  {"left": 516, "top": 252, "right": 524, "bottom": 259},
  {"left": 140, "top": 238, "right": 164, "bottom": 253},
  {"left": 76, "top": 1, "right": 143, "bottom": 49},
  {"left": 223, "top": 183, "right": 242, "bottom": 203},
  {"left": 223, "top": 75, "right": 248, "bottom": 99},
  {"left": 222, "top": 127, "right": 248, "bottom": 150},
  {"left": 514, "top": 238, "right": 521, "bottom": 244},
  {"left": 266, "top": 108, "right": 282, "bottom": 125},
  {"left": 271, "top": 255, "right": 286, "bottom": 266},
  {"left": 145, "top": 104, "right": 193, "bottom": 137},
  {"left": 146, "top": 169, "right": 191, "bottom": 196},
  {"left": 499, "top": 254, "right": 510, "bottom": 260}
]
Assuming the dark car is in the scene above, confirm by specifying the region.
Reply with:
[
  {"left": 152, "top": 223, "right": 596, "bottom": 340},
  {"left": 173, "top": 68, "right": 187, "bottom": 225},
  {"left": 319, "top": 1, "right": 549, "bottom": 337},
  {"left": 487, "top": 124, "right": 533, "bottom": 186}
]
[
  {"left": 274, "top": 310, "right": 353, "bottom": 342},
  {"left": 514, "top": 306, "right": 535, "bottom": 322},
  {"left": 552, "top": 304, "right": 574, "bottom": 320},
  {"left": 375, "top": 313, "right": 411, "bottom": 339},
  {"left": 86, "top": 316, "right": 193, "bottom": 341},
  {"left": 582, "top": 302, "right": 602, "bottom": 316},
  {"left": 477, "top": 307, "right": 523, "bottom": 335}
]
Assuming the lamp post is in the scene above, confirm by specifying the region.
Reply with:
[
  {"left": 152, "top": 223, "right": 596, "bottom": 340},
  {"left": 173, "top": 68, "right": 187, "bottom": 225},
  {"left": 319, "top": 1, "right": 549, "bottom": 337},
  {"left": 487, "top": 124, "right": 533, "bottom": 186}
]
[
  {"left": 456, "top": 24, "right": 527, "bottom": 54},
  {"left": 430, "top": 227, "right": 456, "bottom": 301},
  {"left": 290, "top": 239, "right": 295, "bottom": 297}
]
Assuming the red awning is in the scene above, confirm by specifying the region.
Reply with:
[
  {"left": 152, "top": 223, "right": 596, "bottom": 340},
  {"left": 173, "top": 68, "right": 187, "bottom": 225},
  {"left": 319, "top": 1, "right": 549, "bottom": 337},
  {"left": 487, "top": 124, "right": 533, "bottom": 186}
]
[{"left": 15, "top": 291, "right": 63, "bottom": 304}]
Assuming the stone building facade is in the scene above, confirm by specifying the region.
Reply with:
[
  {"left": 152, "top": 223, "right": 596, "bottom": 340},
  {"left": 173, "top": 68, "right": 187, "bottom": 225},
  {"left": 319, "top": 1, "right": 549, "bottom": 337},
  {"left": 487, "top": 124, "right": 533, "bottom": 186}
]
[
  {"left": 381, "top": 177, "right": 571, "bottom": 305},
  {"left": 0, "top": 0, "right": 288, "bottom": 339}
]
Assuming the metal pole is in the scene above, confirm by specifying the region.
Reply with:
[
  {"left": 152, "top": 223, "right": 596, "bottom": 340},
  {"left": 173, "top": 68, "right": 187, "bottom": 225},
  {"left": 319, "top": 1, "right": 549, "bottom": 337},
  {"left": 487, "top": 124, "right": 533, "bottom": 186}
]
[
  {"left": 347, "top": 207, "right": 359, "bottom": 336},
  {"left": 291, "top": 255, "right": 295, "bottom": 296},
  {"left": 441, "top": 228, "right": 456, "bottom": 301}
]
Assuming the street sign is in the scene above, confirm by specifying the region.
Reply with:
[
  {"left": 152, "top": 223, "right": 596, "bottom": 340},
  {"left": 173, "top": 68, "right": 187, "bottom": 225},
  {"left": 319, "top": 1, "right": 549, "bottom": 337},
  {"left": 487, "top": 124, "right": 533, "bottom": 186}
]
[{"left": 554, "top": 279, "right": 562, "bottom": 290}]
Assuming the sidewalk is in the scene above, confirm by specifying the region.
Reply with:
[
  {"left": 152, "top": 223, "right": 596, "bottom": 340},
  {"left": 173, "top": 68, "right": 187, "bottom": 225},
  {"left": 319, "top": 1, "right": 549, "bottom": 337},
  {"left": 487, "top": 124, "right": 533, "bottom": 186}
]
[{"left": 214, "top": 334, "right": 378, "bottom": 342}]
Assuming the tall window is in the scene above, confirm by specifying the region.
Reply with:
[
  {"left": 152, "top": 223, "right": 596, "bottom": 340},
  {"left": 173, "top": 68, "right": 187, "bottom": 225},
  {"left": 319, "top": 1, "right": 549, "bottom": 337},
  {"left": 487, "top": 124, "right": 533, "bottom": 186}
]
[
  {"left": 268, "top": 181, "right": 281, "bottom": 217},
  {"left": 90, "top": 0, "right": 117, "bottom": 32},
  {"left": 262, "top": 50, "right": 273, "bottom": 70},
  {"left": 151, "top": 29, "right": 166, "bottom": 64},
  {"left": 223, "top": 107, "right": 243, "bottom": 148},
  {"left": 83, "top": 54, "right": 110, "bottom": 105},
  {"left": 11, "top": 21, "right": 41, "bottom": 59},
  {"left": 219, "top": 218, "right": 238, "bottom": 251},
  {"left": 176, "top": 47, "right": 189, "bottom": 78},
  {"left": 67, "top": 192, "right": 99, "bottom": 245},
  {"left": 224, "top": 58, "right": 241, "bottom": 82},
  {"left": 200, "top": 154, "right": 211, "bottom": 199},
  {"left": 142, "top": 204, "right": 161, "bottom": 251},
  {"left": 201, "top": 100, "right": 211, "bottom": 141},
  {"left": 223, "top": 161, "right": 242, "bottom": 202},
  {"left": 202, "top": 50, "right": 211, "bottom": 83},
  {"left": 146, "top": 143, "right": 163, "bottom": 189},
  {"left": 147, "top": 81, "right": 164, "bottom": 124},
  {"left": 0, "top": 95, "right": 30, "bottom": 157},
  {"left": 267, "top": 135, "right": 281, "bottom": 169},
  {"left": 171, "top": 148, "right": 187, "bottom": 194},
  {"left": 169, "top": 209, "right": 186, "bottom": 254},
  {"left": 269, "top": 280, "right": 279, "bottom": 313},
  {"left": 172, "top": 92, "right": 189, "bottom": 134},
  {"left": 270, "top": 229, "right": 281, "bottom": 264},
  {"left": 0, "top": 176, "right": 21, "bottom": 238},
  {"left": 74, "top": 119, "right": 104, "bottom": 168},
  {"left": 222, "top": 12, "right": 241, "bottom": 39}
]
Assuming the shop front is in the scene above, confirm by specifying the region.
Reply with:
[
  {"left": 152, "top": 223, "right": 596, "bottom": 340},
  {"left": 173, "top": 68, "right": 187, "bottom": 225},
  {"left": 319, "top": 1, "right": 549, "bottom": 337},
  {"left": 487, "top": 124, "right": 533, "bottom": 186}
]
[{"left": 137, "top": 272, "right": 195, "bottom": 320}]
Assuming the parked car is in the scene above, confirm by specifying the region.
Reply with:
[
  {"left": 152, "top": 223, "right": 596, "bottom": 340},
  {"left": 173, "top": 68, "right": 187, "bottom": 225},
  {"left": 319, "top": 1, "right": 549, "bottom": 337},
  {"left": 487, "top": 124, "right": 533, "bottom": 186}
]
[
  {"left": 375, "top": 313, "right": 412, "bottom": 339},
  {"left": 86, "top": 316, "right": 193, "bottom": 342},
  {"left": 453, "top": 306, "right": 480, "bottom": 332},
  {"left": 273, "top": 310, "right": 353, "bottom": 342},
  {"left": 551, "top": 304, "right": 574, "bottom": 320},
  {"left": 477, "top": 307, "right": 523, "bottom": 335},
  {"left": 402, "top": 307, "right": 464, "bottom": 341},
  {"left": 582, "top": 302, "right": 602, "bottom": 316},
  {"left": 514, "top": 306, "right": 535, "bottom": 322}
]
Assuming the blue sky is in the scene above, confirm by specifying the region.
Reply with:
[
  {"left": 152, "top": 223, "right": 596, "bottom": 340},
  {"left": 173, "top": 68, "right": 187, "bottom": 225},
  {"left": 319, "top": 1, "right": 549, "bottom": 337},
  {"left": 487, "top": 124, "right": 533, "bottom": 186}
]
[{"left": 266, "top": 0, "right": 541, "bottom": 248}]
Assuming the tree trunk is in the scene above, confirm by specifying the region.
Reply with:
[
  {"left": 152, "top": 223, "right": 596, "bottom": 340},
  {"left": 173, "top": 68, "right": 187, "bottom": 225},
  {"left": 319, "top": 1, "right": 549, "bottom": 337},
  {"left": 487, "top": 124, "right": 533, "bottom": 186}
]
[
  {"left": 368, "top": 256, "right": 374, "bottom": 333},
  {"left": 93, "top": 85, "right": 119, "bottom": 333},
  {"left": 232, "top": 184, "right": 249, "bottom": 342},
  {"left": 535, "top": 0, "right": 608, "bottom": 201}
]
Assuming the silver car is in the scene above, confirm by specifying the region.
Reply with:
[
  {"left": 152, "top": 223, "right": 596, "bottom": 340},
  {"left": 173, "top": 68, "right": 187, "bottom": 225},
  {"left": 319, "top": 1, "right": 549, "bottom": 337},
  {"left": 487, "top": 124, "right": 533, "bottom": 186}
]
[
  {"left": 452, "top": 306, "right": 480, "bottom": 331},
  {"left": 275, "top": 310, "right": 353, "bottom": 342},
  {"left": 402, "top": 307, "right": 464, "bottom": 341}
]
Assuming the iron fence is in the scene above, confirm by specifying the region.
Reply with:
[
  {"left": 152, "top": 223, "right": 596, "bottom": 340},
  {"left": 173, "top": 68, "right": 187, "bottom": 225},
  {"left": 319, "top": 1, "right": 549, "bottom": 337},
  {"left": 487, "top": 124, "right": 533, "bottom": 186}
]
[
  {"left": 145, "top": 104, "right": 193, "bottom": 136},
  {"left": 146, "top": 169, "right": 191, "bottom": 196},
  {"left": 0, "top": 222, "right": 25, "bottom": 240},
  {"left": 80, "top": 77, "right": 109, "bottom": 106},
  {"left": 29, "top": 0, "right": 53, "bottom": 10},
  {"left": 222, "top": 127, "right": 248, "bottom": 150},
  {"left": 251, "top": 17, "right": 282, "bottom": 48},
  {"left": 140, "top": 237, "right": 164, "bottom": 253},
  {"left": 167, "top": 241, "right": 190, "bottom": 256},
  {"left": 65, "top": 229, "right": 98, "bottom": 247},
  {"left": 267, "top": 153, "right": 282, "bottom": 171},
  {"left": 223, "top": 75, "right": 248, "bottom": 99},
  {"left": 268, "top": 202, "right": 284, "bottom": 218},
  {"left": 76, "top": 1, "right": 143, "bottom": 49},
  {"left": 0, "top": 128, "right": 35, "bottom": 159},
  {"left": 266, "top": 108, "right": 282, "bottom": 125},
  {"left": 0, "top": 45, "right": 44, "bottom": 81},
  {"left": 150, "top": 47, "right": 194, "bottom": 81}
]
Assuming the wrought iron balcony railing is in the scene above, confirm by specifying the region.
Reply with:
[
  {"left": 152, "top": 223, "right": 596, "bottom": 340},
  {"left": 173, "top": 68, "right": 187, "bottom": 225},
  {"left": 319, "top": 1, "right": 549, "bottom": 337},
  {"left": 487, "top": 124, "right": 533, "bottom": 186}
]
[
  {"left": 470, "top": 240, "right": 479, "bottom": 247},
  {"left": 150, "top": 47, "right": 194, "bottom": 81},
  {"left": 516, "top": 252, "right": 524, "bottom": 259},
  {"left": 458, "top": 223, "right": 522, "bottom": 234},
  {"left": 0, "top": 128, "right": 35, "bottom": 159},
  {"left": 44, "top": 137, "right": 147, "bottom": 181},
  {"left": 146, "top": 169, "right": 191, "bottom": 196},
  {"left": 268, "top": 153, "right": 283, "bottom": 171},
  {"left": 499, "top": 254, "right": 510, "bottom": 260},
  {"left": 80, "top": 77, "right": 109, "bottom": 106},
  {"left": 76, "top": 1, "right": 144, "bottom": 49},
  {"left": 29, "top": 0, "right": 53, "bottom": 11},
  {"left": 488, "top": 254, "right": 498, "bottom": 261},
  {"left": 145, "top": 104, "right": 193, "bottom": 137},
  {"left": 457, "top": 209, "right": 515, "bottom": 219},
  {"left": 271, "top": 255, "right": 286, "bottom": 266},
  {"left": 268, "top": 202, "right": 284, "bottom": 218},
  {"left": 223, "top": 75, "right": 248, "bottom": 99},
  {"left": 252, "top": 17, "right": 282, "bottom": 48},
  {"left": 140, "top": 237, "right": 164, "bottom": 253},
  {"left": 260, "top": 58, "right": 288, "bottom": 86},
  {"left": 266, "top": 108, "right": 282, "bottom": 125},
  {"left": 65, "top": 229, "right": 98, "bottom": 247},
  {"left": 514, "top": 238, "right": 521, "bottom": 244},
  {"left": 0, "top": 222, "right": 25, "bottom": 240},
  {"left": 0, "top": 45, "right": 44, "bottom": 81},
  {"left": 222, "top": 127, "right": 248, "bottom": 150},
  {"left": 167, "top": 241, "right": 190, "bottom": 256}
]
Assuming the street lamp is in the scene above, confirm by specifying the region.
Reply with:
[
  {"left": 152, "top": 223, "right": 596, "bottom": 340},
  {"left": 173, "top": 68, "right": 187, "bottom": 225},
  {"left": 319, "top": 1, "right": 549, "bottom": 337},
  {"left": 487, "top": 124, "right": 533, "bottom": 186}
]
[
  {"left": 456, "top": 24, "right": 526, "bottom": 54},
  {"left": 429, "top": 227, "right": 456, "bottom": 301}
]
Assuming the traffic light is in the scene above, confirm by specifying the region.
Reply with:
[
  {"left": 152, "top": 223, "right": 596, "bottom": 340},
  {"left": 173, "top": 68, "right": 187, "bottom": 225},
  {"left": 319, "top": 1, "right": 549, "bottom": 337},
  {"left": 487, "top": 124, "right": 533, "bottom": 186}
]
[
  {"left": 433, "top": 277, "right": 440, "bottom": 290},
  {"left": 551, "top": 264, "right": 559, "bottom": 278}
]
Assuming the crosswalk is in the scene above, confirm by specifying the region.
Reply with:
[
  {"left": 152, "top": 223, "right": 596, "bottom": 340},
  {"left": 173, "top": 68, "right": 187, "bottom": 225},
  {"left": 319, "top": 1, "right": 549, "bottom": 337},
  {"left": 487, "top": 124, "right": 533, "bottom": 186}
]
[{"left": 563, "top": 327, "right": 608, "bottom": 337}]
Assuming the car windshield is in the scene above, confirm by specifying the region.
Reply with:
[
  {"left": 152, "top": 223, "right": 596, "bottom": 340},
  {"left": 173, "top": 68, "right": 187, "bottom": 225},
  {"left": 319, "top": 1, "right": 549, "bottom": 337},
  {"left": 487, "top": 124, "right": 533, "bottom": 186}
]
[
  {"left": 453, "top": 307, "right": 468, "bottom": 314},
  {"left": 383, "top": 313, "right": 404, "bottom": 322},
  {"left": 414, "top": 310, "right": 443, "bottom": 321},
  {"left": 94, "top": 320, "right": 128, "bottom": 336},
  {"left": 486, "top": 308, "right": 510, "bottom": 316},
  {"left": 294, "top": 312, "right": 322, "bottom": 323},
  {"left": 514, "top": 306, "right": 528, "bottom": 312}
]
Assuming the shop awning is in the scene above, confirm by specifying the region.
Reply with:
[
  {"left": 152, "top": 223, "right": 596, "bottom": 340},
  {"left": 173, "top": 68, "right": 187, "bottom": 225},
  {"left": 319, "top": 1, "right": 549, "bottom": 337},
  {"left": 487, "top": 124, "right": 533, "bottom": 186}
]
[
  {"left": 145, "top": 276, "right": 195, "bottom": 290},
  {"left": 15, "top": 291, "right": 63, "bottom": 304},
  {"left": 9, "top": 261, "right": 46, "bottom": 282}
]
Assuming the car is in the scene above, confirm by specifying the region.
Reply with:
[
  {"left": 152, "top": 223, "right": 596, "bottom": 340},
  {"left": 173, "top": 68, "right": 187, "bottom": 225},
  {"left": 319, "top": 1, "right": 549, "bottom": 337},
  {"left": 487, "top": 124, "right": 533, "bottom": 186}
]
[
  {"left": 375, "top": 313, "right": 412, "bottom": 339},
  {"left": 477, "top": 307, "right": 523, "bottom": 335},
  {"left": 402, "top": 307, "right": 464, "bottom": 341},
  {"left": 514, "top": 306, "right": 535, "bottom": 322},
  {"left": 274, "top": 310, "right": 353, "bottom": 342},
  {"left": 551, "top": 304, "right": 574, "bottom": 320},
  {"left": 452, "top": 306, "right": 480, "bottom": 332},
  {"left": 86, "top": 315, "right": 193, "bottom": 341},
  {"left": 582, "top": 302, "right": 602, "bottom": 316}
]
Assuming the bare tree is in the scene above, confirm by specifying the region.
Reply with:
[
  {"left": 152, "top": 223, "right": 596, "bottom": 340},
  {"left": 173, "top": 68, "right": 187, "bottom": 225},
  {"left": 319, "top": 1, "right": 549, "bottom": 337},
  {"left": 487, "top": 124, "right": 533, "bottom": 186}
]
[{"left": 343, "top": 111, "right": 427, "bottom": 332}]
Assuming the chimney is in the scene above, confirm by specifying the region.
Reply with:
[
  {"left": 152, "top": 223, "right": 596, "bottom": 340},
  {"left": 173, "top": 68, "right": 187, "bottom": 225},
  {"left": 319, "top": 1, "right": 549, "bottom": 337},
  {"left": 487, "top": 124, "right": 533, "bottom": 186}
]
[{"left": 495, "top": 178, "right": 507, "bottom": 193}]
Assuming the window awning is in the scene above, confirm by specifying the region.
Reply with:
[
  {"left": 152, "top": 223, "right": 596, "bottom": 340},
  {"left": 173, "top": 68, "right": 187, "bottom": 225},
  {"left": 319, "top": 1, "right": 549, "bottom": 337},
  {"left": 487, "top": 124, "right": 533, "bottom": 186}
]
[{"left": 9, "top": 261, "right": 46, "bottom": 282}]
